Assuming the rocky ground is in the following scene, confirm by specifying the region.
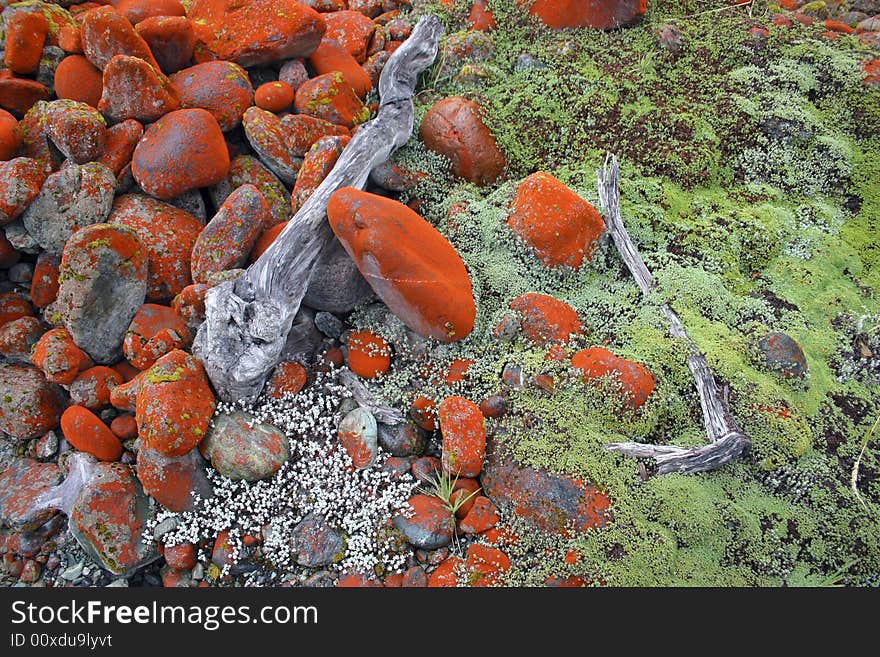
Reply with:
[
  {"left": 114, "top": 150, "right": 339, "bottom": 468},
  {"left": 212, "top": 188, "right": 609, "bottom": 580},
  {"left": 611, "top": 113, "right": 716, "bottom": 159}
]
[{"left": 0, "top": 0, "right": 878, "bottom": 588}]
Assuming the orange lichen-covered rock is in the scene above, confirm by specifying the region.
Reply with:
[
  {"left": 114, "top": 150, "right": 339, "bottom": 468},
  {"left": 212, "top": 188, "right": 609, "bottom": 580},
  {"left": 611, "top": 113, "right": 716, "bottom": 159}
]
[
  {"left": 450, "top": 477, "right": 480, "bottom": 518},
  {"left": 241, "top": 106, "right": 300, "bottom": 185},
  {"left": 123, "top": 303, "right": 192, "bottom": 369},
  {"left": 427, "top": 556, "right": 463, "bottom": 587},
  {"left": 0, "top": 291, "right": 33, "bottom": 329},
  {"left": 169, "top": 61, "right": 253, "bottom": 131},
  {"left": 0, "top": 316, "right": 43, "bottom": 363},
  {"left": 110, "top": 413, "right": 138, "bottom": 440},
  {"left": 291, "top": 135, "right": 349, "bottom": 212},
  {"left": 409, "top": 396, "right": 437, "bottom": 431},
  {"left": 308, "top": 38, "right": 372, "bottom": 98},
  {"left": 69, "top": 462, "right": 155, "bottom": 574},
  {"left": 571, "top": 346, "right": 654, "bottom": 409},
  {"left": 0, "top": 457, "right": 61, "bottom": 531},
  {"left": 69, "top": 366, "right": 124, "bottom": 410},
  {"left": 54, "top": 55, "right": 103, "bottom": 108},
  {"left": 327, "top": 188, "right": 476, "bottom": 341},
  {"left": 508, "top": 172, "right": 605, "bottom": 268},
  {"left": 4, "top": 11, "right": 49, "bottom": 75},
  {"left": 60, "top": 405, "right": 123, "bottom": 461},
  {"left": 30, "top": 253, "right": 60, "bottom": 309},
  {"left": 131, "top": 108, "right": 230, "bottom": 200},
  {"left": 0, "top": 364, "right": 64, "bottom": 440},
  {"left": 109, "top": 194, "right": 203, "bottom": 301},
  {"left": 0, "top": 72, "right": 50, "bottom": 117},
  {"left": 99, "top": 55, "right": 181, "bottom": 123},
  {"left": 136, "top": 445, "right": 213, "bottom": 511},
  {"left": 469, "top": 0, "right": 497, "bottom": 31},
  {"left": 163, "top": 541, "right": 197, "bottom": 570},
  {"left": 465, "top": 543, "right": 510, "bottom": 586},
  {"left": 438, "top": 396, "right": 486, "bottom": 478},
  {"left": 281, "top": 113, "right": 350, "bottom": 157},
  {"left": 509, "top": 292, "right": 582, "bottom": 347},
  {"left": 347, "top": 329, "right": 391, "bottom": 379},
  {"left": 31, "top": 327, "right": 93, "bottom": 385},
  {"left": 459, "top": 495, "right": 500, "bottom": 534},
  {"left": 323, "top": 10, "right": 375, "bottom": 62},
  {"left": 254, "top": 81, "right": 294, "bottom": 113},
  {"left": 0, "top": 109, "right": 21, "bottom": 160},
  {"left": 420, "top": 96, "right": 505, "bottom": 185},
  {"left": 191, "top": 184, "right": 269, "bottom": 284},
  {"left": 81, "top": 6, "right": 162, "bottom": 72},
  {"left": 117, "top": 0, "right": 186, "bottom": 26},
  {"left": 187, "top": 0, "right": 326, "bottom": 66},
  {"left": 213, "top": 155, "right": 289, "bottom": 230},
  {"left": 97, "top": 119, "right": 143, "bottom": 178},
  {"left": 294, "top": 72, "right": 371, "bottom": 129},
  {"left": 527, "top": 0, "right": 646, "bottom": 30},
  {"left": 109, "top": 374, "right": 141, "bottom": 413},
  {"left": 0, "top": 158, "right": 46, "bottom": 224},
  {"left": 393, "top": 494, "right": 455, "bottom": 549},
  {"left": 135, "top": 16, "right": 196, "bottom": 75},
  {"left": 136, "top": 349, "right": 215, "bottom": 457},
  {"left": 249, "top": 222, "right": 287, "bottom": 263},
  {"left": 44, "top": 100, "right": 107, "bottom": 164},
  {"left": 266, "top": 361, "right": 308, "bottom": 398},
  {"left": 170, "top": 283, "right": 208, "bottom": 331}
]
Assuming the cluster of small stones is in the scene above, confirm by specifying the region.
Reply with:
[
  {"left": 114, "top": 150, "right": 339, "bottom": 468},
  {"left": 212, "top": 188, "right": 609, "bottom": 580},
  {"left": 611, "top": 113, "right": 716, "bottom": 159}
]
[{"left": 147, "top": 368, "right": 416, "bottom": 581}]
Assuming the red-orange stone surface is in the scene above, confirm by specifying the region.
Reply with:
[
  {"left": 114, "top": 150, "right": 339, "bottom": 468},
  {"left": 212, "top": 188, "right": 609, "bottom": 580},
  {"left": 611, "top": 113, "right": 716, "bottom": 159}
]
[
  {"left": 0, "top": 158, "right": 46, "bottom": 224},
  {"left": 0, "top": 364, "right": 65, "bottom": 440},
  {"left": 465, "top": 543, "right": 510, "bottom": 586},
  {"left": 0, "top": 109, "right": 21, "bottom": 160},
  {"left": 135, "top": 16, "right": 196, "bottom": 75},
  {"left": 327, "top": 188, "right": 476, "bottom": 342},
  {"left": 427, "top": 556, "right": 462, "bottom": 587},
  {"left": 0, "top": 457, "right": 61, "bottom": 531},
  {"left": 292, "top": 135, "right": 348, "bottom": 212},
  {"left": 308, "top": 38, "right": 372, "bottom": 98},
  {"left": 188, "top": 0, "right": 326, "bottom": 66},
  {"left": 81, "top": 6, "right": 162, "bottom": 72},
  {"left": 136, "top": 445, "right": 212, "bottom": 511},
  {"left": 99, "top": 54, "right": 181, "bottom": 123},
  {"left": 0, "top": 73, "right": 50, "bottom": 117},
  {"left": 410, "top": 396, "right": 437, "bottom": 431},
  {"left": 419, "top": 96, "right": 505, "bottom": 185},
  {"left": 163, "top": 541, "right": 197, "bottom": 570},
  {"left": 136, "top": 349, "right": 215, "bottom": 457},
  {"left": 450, "top": 477, "right": 480, "bottom": 518},
  {"left": 70, "top": 366, "right": 124, "bottom": 410},
  {"left": 0, "top": 291, "right": 33, "bottom": 328},
  {"left": 527, "top": 0, "right": 646, "bottom": 30},
  {"left": 123, "top": 303, "right": 192, "bottom": 369},
  {"left": 31, "top": 328, "right": 93, "bottom": 385},
  {"left": 0, "top": 316, "right": 42, "bottom": 363},
  {"left": 110, "top": 413, "right": 138, "bottom": 440},
  {"left": 509, "top": 292, "right": 582, "bottom": 347},
  {"left": 250, "top": 222, "right": 287, "bottom": 263},
  {"left": 97, "top": 119, "right": 143, "bottom": 177},
  {"left": 54, "top": 55, "right": 103, "bottom": 108},
  {"left": 281, "top": 113, "right": 350, "bottom": 157},
  {"left": 117, "top": 0, "right": 186, "bottom": 25},
  {"left": 294, "top": 72, "right": 370, "bottom": 128},
  {"left": 4, "top": 11, "right": 49, "bottom": 75},
  {"left": 459, "top": 495, "right": 500, "bottom": 534},
  {"left": 254, "top": 81, "right": 295, "bottom": 113},
  {"left": 571, "top": 346, "right": 654, "bottom": 409},
  {"left": 266, "top": 361, "right": 308, "bottom": 398},
  {"left": 44, "top": 100, "right": 107, "bottom": 164},
  {"left": 508, "top": 172, "right": 605, "bottom": 268},
  {"left": 322, "top": 10, "right": 375, "bottom": 62},
  {"left": 169, "top": 61, "right": 254, "bottom": 131},
  {"left": 393, "top": 494, "right": 455, "bottom": 549},
  {"left": 469, "top": 0, "right": 497, "bottom": 30},
  {"left": 131, "top": 108, "right": 230, "bottom": 200},
  {"left": 61, "top": 405, "right": 123, "bottom": 461},
  {"left": 347, "top": 329, "right": 391, "bottom": 379},
  {"left": 110, "top": 194, "right": 203, "bottom": 301},
  {"left": 438, "top": 396, "right": 486, "bottom": 478}
]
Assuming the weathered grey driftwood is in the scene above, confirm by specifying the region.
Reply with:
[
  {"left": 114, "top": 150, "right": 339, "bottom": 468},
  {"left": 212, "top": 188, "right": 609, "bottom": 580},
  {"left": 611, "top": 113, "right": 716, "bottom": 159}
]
[
  {"left": 598, "top": 154, "right": 751, "bottom": 475},
  {"left": 193, "top": 15, "right": 445, "bottom": 403}
]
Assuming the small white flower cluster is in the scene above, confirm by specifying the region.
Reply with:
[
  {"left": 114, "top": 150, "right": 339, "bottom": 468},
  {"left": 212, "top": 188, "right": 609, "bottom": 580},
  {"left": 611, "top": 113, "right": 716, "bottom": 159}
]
[{"left": 147, "top": 369, "right": 417, "bottom": 582}]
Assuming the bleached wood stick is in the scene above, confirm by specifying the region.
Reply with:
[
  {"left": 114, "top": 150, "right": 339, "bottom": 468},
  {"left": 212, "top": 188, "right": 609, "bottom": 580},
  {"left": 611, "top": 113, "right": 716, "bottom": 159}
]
[
  {"left": 193, "top": 15, "right": 445, "bottom": 403},
  {"left": 598, "top": 154, "right": 751, "bottom": 474}
]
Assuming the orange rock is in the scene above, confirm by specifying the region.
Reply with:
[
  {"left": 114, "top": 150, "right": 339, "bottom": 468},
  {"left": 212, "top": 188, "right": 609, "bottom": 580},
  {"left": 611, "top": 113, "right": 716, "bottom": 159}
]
[
  {"left": 281, "top": 113, "right": 350, "bottom": 157},
  {"left": 30, "top": 253, "right": 60, "bottom": 309},
  {"left": 58, "top": 25, "right": 84, "bottom": 54},
  {"left": 465, "top": 543, "right": 510, "bottom": 586},
  {"left": 112, "top": 360, "right": 142, "bottom": 382},
  {"left": 409, "top": 396, "right": 437, "bottom": 431},
  {"left": 0, "top": 316, "right": 42, "bottom": 363},
  {"left": 571, "top": 346, "right": 654, "bottom": 409},
  {"left": 0, "top": 365, "right": 65, "bottom": 440},
  {"left": 31, "top": 328, "right": 93, "bottom": 385},
  {"left": 99, "top": 55, "right": 181, "bottom": 123},
  {"left": 438, "top": 396, "right": 486, "bottom": 478},
  {"left": 135, "top": 16, "right": 196, "bottom": 75},
  {"left": 70, "top": 366, "right": 124, "bottom": 410},
  {"left": 163, "top": 541, "right": 197, "bottom": 570},
  {"left": 0, "top": 292, "right": 32, "bottom": 331},
  {"left": 110, "top": 375, "right": 141, "bottom": 412},
  {"left": 509, "top": 292, "right": 582, "bottom": 346},
  {"left": 110, "top": 413, "right": 138, "bottom": 440},
  {"left": 4, "top": 11, "right": 49, "bottom": 75},
  {"left": 54, "top": 55, "right": 104, "bottom": 109},
  {"left": 0, "top": 109, "right": 21, "bottom": 161},
  {"left": 250, "top": 222, "right": 287, "bottom": 263},
  {"left": 292, "top": 135, "right": 349, "bottom": 212},
  {"left": 347, "top": 329, "right": 391, "bottom": 379},
  {"left": 508, "top": 172, "right": 604, "bottom": 268},
  {"left": 266, "top": 361, "right": 308, "bottom": 398},
  {"left": 0, "top": 72, "right": 50, "bottom": 117},
  {"left": 136, "top": 445, "right": 212, "bottom": 511},
  {"left": 97, "top": 119, "right": 144, "bottom": 178},
  {"left": 527, "top": 0, "right": 646, "bottom": 30},
  {"left": 254, "top": 81, "right": 295, "bottom": 113},
  {"left": 131, "top": 108, "right": 230, "bottom": 200},
  {"left": 171, "top": 283, "right": 208, "bottom": 329},
  {"left": 323, "top": 10, "right": 375, "bottom": 62},
  {"left": 136, "top": 349, "right": 215, "bottom": 456},
  {"left": 188, "top": 0, "right": 326, "bottom": 66},
  {"left": 825, "top": 19, "right": 855, "bottom": 34},
  {"left": 0, "top": 158, "right": 46, "bottom": 223},
  {"left": 308, "top": 38, "right": 372, "bottom": 98},
  {"left": 60, "top": 405, "right": 123, "bottom": 461},
  {"left": 81, "top": 6, "right": 162, "bottom": 72},
  {"left": 459, "top": 495, "right": 499, "bottom": 533},
  {"left": 468, "top": 0, "right": 496, "bottom": 30},
  {"left": 294, "top": 72, "right": 370, "bottom": 128},
  {"left": 169, "top": 61, "right": 254, "bottom": 131},
  {"left": 123, "top": 303, "right": 192, "bottom": 369},
  {"left": 116, "top": 0, "right": 186, "bottom": 26},
  {"left": 110, "top": 194, "right": 203, "bottom": 302},
  {"left": 450, "top": 477, "right": 480, "bottom": 518},
  {"left": 327, "top": 188, "right": 476, "bottom": 342},
  {"left": 420, "top": 96, "right": 505, "bottom": 185},
  {"left": 43, "top": 99, "right": 107, "bottom": 164},
  {"left": 427, "top": 556, "right": 462, "bottom": 587},
  {"left": 337, "top": 572, "right": 384, "bottom": 587},
  {"left": 443, "top": 357, "right": 473, "bottom": 384}
]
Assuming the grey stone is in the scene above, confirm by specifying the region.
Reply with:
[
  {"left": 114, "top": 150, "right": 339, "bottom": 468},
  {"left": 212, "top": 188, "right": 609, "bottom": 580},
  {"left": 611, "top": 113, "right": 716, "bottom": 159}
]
[
  {"left": 281, "top": 306, "right": 323, "bottom": 362},
  {"left": 377, "top": 420, "right": 426, "bottom": 457},
  {"left": 8, "top": 263, "right": 33, "bottom": 283},
  {"left": 314, "top": 311, "right": 343, "bottom": 338},
  {"left": 303, "top": 237, "right": 375, "bottom": 313},
  {"left": 202, "top": 411, "right": 290, "bottom": 481},
  {"left": 290, "top": 513, "right": 344, "bottom": 567}
]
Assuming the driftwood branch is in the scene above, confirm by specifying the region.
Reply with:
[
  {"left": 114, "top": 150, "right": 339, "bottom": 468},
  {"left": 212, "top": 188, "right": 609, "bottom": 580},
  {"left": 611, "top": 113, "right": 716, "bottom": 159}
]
[
  {"left": 193, "top": 15, "right": 445, "bottom": 403},
  {"left": 598, "top": 154, "right": 751, "bottom": 475}
]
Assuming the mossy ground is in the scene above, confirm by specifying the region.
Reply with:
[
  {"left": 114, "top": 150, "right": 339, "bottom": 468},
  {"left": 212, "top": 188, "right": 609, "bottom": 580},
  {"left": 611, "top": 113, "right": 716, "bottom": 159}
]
[{"left": 353, "top": 0, "right": 880, "bottom": 585}]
